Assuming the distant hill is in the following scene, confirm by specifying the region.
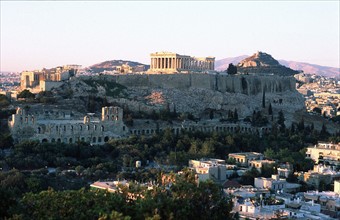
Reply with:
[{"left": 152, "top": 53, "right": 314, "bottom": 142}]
[
  {"left": 87, "top": 60, "right": 149, "bottom": 73},
  {"left": 236, "top": 52, "right": 299, "bottom": 76},
  {"left": 278, "top": 60, "right": 339, "bottom": 78},
  {"left": 215, "top": 53, "right": 339, "bottom": 78},
  {"left": 214, "top": 55, "right": 248, "bottom": 72}
]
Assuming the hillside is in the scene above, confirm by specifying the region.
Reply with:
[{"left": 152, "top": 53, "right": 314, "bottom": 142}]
[
  {"left": 87, "top": 60, "right": 149, "bottom": 73},
  {"left": 236, "top": 52, "right": 299, "bottom": 76},
  {"left": 215, "top": 54, "right": 339, "bottom": 78},
  {"left": 278, "top": 60, "right": 339, "bottom": 78},
  {"left": 214, "top": 55, "right": 248, "bottom": 72}
]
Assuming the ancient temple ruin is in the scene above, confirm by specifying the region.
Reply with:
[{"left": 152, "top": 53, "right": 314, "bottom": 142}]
[{"left": 148, "top": 52, "right": 215, "bottom": 73}]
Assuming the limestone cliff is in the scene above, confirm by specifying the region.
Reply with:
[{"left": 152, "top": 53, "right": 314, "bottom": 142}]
[{"left": 55, "top": 74, "right": 305, "bottom": 124}]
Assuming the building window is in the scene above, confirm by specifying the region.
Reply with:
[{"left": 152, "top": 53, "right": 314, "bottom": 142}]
[
  {"left": 94, "top": 125, "right": 97, "bottom": 130},
  {"left": 80, "top": 125, "right": 82, "bottom": 131},
  {"left": 64, "top": 125, "right": 66, "bottom": 131},
  {"left": 92, "top": 137, "right": 96, "bottom": 143},
  {"left": 98, "top": 137, "right": 102, "bottom": 142},
  {"left": 69, "top": 138, "right": 73, "bottom": 144},
  {"left": 101, "top": 125, "right": 104, "bottom": 131}
]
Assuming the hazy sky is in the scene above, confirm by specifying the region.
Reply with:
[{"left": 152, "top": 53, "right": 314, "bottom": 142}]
[{"left": 1, "top": 1, "right": 339, "bottom": 72}]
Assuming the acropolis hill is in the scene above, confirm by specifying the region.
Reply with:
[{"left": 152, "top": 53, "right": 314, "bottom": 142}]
[
  {"left": 56, "top": 73, "right": 304, "bottom": 124},
  {"left": 18, "top": 51, "right": 307, "bottom": 126}
]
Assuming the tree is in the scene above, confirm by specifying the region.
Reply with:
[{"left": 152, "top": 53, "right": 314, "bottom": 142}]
[
  {"left": 0, "top": 94, "right": 10, "bottom": 107},
  {"left": 17, "top": 89, "right": 35, "bottom": 99},
  {"left": 268, "top": 103, "right": 273, "bottom": 115},
  {"left": 312, "top": 107, "right": 322, "bottom": 115},
  {"left": 277, "top": 110, "right": 285, "bottom": 131},
  {"left": 233, "top": 108, "right": 238, "bottom": 121},
  {"left": 226, "top": 63, "right": 237, "bottom": 75},
  {"left": 262, "top": 88, "right": 266, "bottom": 108}
]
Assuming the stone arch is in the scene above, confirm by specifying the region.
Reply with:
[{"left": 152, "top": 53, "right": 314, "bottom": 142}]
[
  {"left": 104, "top": 136, "right": 109, "bottom": 142},
  {"left": 42, "top": 138, "right": 48, "bottom": 143}
]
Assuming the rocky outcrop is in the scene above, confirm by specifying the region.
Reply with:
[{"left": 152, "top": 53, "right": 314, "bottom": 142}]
[
  {"left": 237, "top": 52, "right": 299, "bottom": 76},
  {"left": 57, "top": 74, "right": 305, "bottom": 123}
]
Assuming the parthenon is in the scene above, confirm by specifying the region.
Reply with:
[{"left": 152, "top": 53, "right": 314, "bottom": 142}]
[{"left": 148, "top": 52, "right": 215, "bottom": 73}]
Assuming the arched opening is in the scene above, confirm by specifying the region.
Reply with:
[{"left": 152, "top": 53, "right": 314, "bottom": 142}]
[
  {"left": 81, "top": 137, "right": 85, "bottom": 142},
  {"left": 92, "top": 137, "right": 96, "bottom": 143},
  {"left": 42, "top": 138, "right": 48, "bottom": 143},
  {"left": 51, "top": 138, "right": 55, "bottom": 143},
  {"left": 104, "top": 136, "right": 109, "bottom": 142},
  {"left": 38, "top": 127, "right": 41, "bottom": 134},
  {"left": 57, "top": 138, "right": 61, "bottom": 143},
  {"left": 69, "top": 138, "right": 73, "bottom": 144}
]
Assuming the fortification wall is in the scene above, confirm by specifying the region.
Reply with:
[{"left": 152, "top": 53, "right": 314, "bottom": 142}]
[{"left": 78, "top": 73, "right": 296, "bottom": 95}]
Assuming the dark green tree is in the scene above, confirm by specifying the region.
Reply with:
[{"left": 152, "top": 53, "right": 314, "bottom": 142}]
[
  {"left": 233, "top": 108, "right": 238, "bottom": 121},
  {"left": 277, "top": 110, "right": 285, "bottom": 131},
  {"left": 17, "top": 89, "right": 35, "bottom": 99},
  {"left": 226, "top": 63, "right": 237, "bottom": 75},
  {"left": 262, "top": 88, "right": 266, "bottom": 108},
  {"left": 268, "top": 103, "right": 273, "bottom": 115}
]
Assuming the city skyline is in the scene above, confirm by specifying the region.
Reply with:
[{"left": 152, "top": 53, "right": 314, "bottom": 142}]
[{"left": 1, "top": 1, "right": 339, "bottom": 72}]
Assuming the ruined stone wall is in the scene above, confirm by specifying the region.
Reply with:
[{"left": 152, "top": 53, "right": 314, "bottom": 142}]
[{"left": 8, "top": 106, "right": 128, "bottom": 145}]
